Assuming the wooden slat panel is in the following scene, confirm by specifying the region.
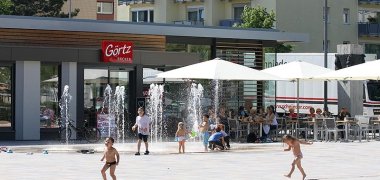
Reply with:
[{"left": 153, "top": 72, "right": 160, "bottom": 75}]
[
  {"left": 0, "top": 28, "right": 166, "bottom": 51},
  {"left": 216, "top": 39, "right": 264, "bottom": 110}
]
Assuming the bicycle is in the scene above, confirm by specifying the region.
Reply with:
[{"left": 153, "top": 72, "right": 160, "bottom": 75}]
[{"left": 58, "top": 118, "right": 101, "bottom": 143}]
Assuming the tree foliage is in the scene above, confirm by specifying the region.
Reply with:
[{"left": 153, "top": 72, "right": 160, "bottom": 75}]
[
  {"left": 0, "top": 0, "right": 13, "bottom": 15},
  {"left": 1, "top": 0, "right": 79, "bottom": 17},
  {"left": 235, "top": 6, "right": 292, "bottom": 53},
  {"left": 235, "top": 6, "right": 275, "bottom": 29},
  {"left": 265, "top": 44, "right": 293, "bottom": 53}
]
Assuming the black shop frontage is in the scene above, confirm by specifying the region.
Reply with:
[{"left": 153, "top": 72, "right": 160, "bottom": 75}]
[{"left": 0, "top": 15, "right": 307, "bottom": 140}]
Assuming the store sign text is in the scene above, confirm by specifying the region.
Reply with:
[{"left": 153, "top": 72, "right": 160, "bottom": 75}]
[{"left": 102, "top": 41, "right": 133, "bottom": 63}]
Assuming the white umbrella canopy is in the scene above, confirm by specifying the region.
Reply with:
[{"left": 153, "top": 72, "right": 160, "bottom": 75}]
[
  {"left": 262, "top": 60, "right": 334, "bottom": 80},
  {"left": 313, "top": 59, "right": 380, "bottom": 80},
  {"left": 156, "top": 58, "right": 283, "bottom": 81},
  {"left": 262, "top": 60, "right": 334, "bottom": 116},
  {"left": 143, "top": 68, "right": 184, "bottom": 84}
]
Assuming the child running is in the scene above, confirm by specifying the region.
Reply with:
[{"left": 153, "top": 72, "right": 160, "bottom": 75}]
[
  {"left": 283, "top": 134, "right": 312, "bottom": 180},
  {"left": 175, "top": 122, "right": 187, "bottom": 153},
  {"left": 198, "top": 114, "right": 210, "bottom": 152},
  {"left": 100, "top": 137, "right": 120, "bottom": 180}
]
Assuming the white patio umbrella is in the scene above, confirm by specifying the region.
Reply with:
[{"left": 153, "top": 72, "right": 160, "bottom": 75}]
[
  {"left": 314, "top": 59, "right": 380, "bottom": 80},
  {"left": 143, "top": 68, "right": 184, "bottom": 84},
  {"left": 262, "top": 60, "right": 333, "bottom": 116},
  {"left": 156, "top": 58, "right": 283, "bottom": 81}
]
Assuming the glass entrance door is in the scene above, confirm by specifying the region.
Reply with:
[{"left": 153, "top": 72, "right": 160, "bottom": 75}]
[{"left": 83, "top": 68, "right": 130, "bottom": 129}]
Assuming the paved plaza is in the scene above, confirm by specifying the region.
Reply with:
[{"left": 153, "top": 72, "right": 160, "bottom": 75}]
[{"left": 1, "top": 141, "right": 380, "bottom": 180}]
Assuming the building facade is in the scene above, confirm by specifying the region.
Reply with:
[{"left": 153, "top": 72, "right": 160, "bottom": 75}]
[
  {"left": 0, "top": 15, "right": 306, "bottom": 140},
  {"left": 62, "top": 0, "right": 117, "bottom": 20},
  {"left": 117, "top": 0, "right": 358, "bottom": 53},
  {"left": 254, "top": 0, "right": 358, "bottom": 53},
  {"left": 358, "top": 0, "right": 380, "bottom": 56}
]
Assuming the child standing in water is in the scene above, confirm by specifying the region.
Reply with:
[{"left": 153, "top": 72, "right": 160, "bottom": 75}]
[
  {"left": 199, "top": 114, "right": 210, "bottom": 152},
  {"left": 101, "top": 137, "right": 120, "bottom": 180},
  {"left": 175, "top": 122, "right": 187, "bottom": 153},
  {"left": 283, "top": 135, "right": 312, "bottom": 180},
  {"left": 132, "top": 107, "right": 151, "bottom": 155}
]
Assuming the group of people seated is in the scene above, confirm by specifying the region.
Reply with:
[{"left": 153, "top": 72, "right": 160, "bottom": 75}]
[
  {"left": 238, "top": 105, "right": 278, "bottom": 142},
  {"left": 289, "top": 106, "right": 351, "bottom": 139},
  {"left": 288, "top": 106, "right": 333, "bottom": 119},
  {"left": 203, "top": 105, "right": 352, "bottom": 144}
]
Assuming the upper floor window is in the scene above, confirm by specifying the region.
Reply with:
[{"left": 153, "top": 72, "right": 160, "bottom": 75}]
[
  {"left": 187, "top": 7, "right": 204, "bottom": 22},
  {"left": 343, "top": 8, "right": 350, "bottom": 24},
  {"left": 132, "top": 10, "right": 154, "bottom": 23},
  {"left": 233, "top": 4, "right": 247, "bottom": 20},
  {"left": 97, "top": 2, "right": 113, "bottom": 14}
]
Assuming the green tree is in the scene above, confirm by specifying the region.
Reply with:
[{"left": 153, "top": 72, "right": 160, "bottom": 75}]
[
  {"left": 235, "top": 6, "right": 292, "bottom": 53},
  {"left": 3, "top": 0, "right": 79, "bottom": 17},
  {"left": 235, "top": 6, "right": 275, "bottom": 29},
  {"left": 0, "top": 0, "right": 13, "bottom": 14},
  {"left": 264, "top": 44, "right": 293, "bottom": 53}
]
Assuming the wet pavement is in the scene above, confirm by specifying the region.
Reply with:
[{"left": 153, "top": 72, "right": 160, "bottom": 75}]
[{"left": 1, "top": 141, "right": 380, "bottom": 180}]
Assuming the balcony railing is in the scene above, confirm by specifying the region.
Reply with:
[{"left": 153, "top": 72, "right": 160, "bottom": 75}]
[
  {"left": 359, "top": 0, "right": 380, "bottom": 4},
  {"left": 219, "top": 19, "right": 242, "bottom": 27},
  {"left": 173, "top": 20, "right": 204, "bottom": 26},
  {"left": 124, "top": 0, "right": 154, "bottom": 5},
  {"left": 359, "top": 23, "right": 380, "bottom": 36},
  {"left": 174, "top": 0, "right": 204, "bottom": 3}
]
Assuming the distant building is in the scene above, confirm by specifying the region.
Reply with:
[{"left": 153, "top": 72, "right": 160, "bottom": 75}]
[
  {"left": 117, "top": 0, "right": 359, "bottom": 53},
  {"left": 61, "top": 0, "right": 117, "bottom": 20},
  {"left": 358, "top": 0, "right": 380, "bottom": 56}
]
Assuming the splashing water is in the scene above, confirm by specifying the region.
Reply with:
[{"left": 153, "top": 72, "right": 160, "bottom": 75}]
[
  {"left": 114, "top": 86, "right": 120, "bottom": 141},
  {"left": 114, "top": 86, "right": 126, "bottom": 143},
  {"left": 102, "top": 85, "right": 115, "bottom": 138},
  {"left": 120, "top": 86, "right": 126, "bottom": 143},
  {"left": 59, "top": 85, "right": 72, "bottom": 146},
  {"left": 186, "top": 83, "right": 204, "bottom": 140},
  {"left": 146, "top": 84, "right": 164, "bottom": 143},
  {"left": 213, "top": 80, "right": 220, "bottom": 123}
]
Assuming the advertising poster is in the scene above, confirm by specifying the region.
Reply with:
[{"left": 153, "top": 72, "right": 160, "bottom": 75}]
[{"left": 97, "top": 114, "right": 116, "bottom": 138}]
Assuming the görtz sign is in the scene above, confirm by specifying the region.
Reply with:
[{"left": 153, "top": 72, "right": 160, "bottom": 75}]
[{"left": 102, "top": 41, "right": 133, "bottom": 63}]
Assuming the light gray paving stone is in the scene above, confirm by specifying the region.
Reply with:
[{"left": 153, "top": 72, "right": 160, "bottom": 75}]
[{"left": 0, "top": 141, "right": 379, "bottom": 179}]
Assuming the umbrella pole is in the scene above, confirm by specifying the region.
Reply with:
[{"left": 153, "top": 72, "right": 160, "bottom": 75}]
[{"left": 296, "top": 78, "right": 300, "bottom": 119}]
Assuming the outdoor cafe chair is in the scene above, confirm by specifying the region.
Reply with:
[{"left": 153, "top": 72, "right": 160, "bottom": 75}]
[
  {"left": 354, "top": 116, "right": 372, "bottom": 141},
  {"left": 315, "top": 118, "right": 326, "bottom": 140},
  {"left": 368, "top": 116, "right": 380, "bottom": 139},
  {"left": 296, "top": 118, "right": 312, "bottom": 140},
  {"left": 285, "top": 117, "right": 298, "bottom": 137},
  {"left": 228, "top": 119, "right": 246, "bottom": 141},
  {"left": 272, "top": 117, "right": 286, "bottom": 141},
  {"left": 324, "top": 118, "right": 345, "bottom": 142}
]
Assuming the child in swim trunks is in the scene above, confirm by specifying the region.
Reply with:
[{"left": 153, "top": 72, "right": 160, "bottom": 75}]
[
  {"left": 101, "top": 137, "right": 120, "bottom": 180},
  {"left": 175, "top": 122, "right": 188, "bottom": 153},
  {"left": 283, "top": 134, "right": 312, "bottom": 180}
]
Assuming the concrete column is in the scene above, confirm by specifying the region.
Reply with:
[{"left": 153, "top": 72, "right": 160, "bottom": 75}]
[
  {"left": 15, "top": 61, "right": 40, "bottom": 140},
  {"left": 338, "top": 81, "right": 363, "bottom": 116},
  {"left": 336, "top": 48, "right": 365, "bottom": 116},
  {"left": 61, "top": 62, "right": 77, "bottom": 139},
  {"left": 204, "top": 0, "right": 225, "bottom": 26},
  {"left": 153, "top": 0, "right": 178, "bottom": 23}
]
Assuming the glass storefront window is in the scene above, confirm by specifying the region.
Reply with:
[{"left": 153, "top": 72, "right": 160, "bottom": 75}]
[
  {"left": 83, "top": 68, "right": 129, "bottom": 130},
  {"left": 0, "top": 67, "right": 12, "bottom": 128},
  {"left": 40, "top": 64, "right": 59, "bottom": 128}
]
